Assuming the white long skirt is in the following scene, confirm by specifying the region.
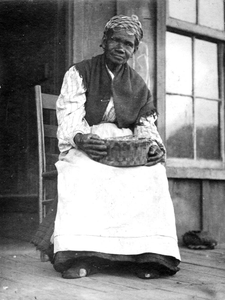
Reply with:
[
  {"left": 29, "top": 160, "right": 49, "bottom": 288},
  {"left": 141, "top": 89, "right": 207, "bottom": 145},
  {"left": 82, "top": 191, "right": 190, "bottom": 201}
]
[{"left": 53, "top": 148, "right": 180, "bottom": 261}]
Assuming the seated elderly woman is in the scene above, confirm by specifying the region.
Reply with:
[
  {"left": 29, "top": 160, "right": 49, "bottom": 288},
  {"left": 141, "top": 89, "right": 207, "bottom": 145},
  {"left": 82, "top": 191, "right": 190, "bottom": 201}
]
[{"left": 33, "top": 15, "right": 180, "bottom": 279}]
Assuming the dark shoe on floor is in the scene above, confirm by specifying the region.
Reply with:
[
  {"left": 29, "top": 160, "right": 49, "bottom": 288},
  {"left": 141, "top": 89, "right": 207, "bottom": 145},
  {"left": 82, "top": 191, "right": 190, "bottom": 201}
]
[
  {"left": 62, "top": 262, "right": 99, "bottom": 279},
  {"left": 135, "top": 268, "right": 161, "bottom": 279},
  {"left": 183, "top": 231, "right": 217, "bottom": 250}
]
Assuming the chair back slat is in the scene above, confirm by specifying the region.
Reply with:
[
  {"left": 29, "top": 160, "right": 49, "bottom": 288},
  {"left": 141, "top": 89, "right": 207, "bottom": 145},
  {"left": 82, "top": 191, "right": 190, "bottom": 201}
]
[
  {"left": 44, "top": 124, "right": 57, "bottom": 138},
  {"left": 42, "top": 93, "right": 58, "bottom": 109},
  {"left": 35, "top": 85, "right": 58, "bottom": 224}
]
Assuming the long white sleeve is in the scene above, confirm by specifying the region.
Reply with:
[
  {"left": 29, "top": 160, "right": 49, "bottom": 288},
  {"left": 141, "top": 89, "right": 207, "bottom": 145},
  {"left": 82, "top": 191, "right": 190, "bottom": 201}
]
[
  {"left": 134, "top": 114, "right": 163, "bottom": 144},
  {"left": 56, "top": 66, "right": 91, "bottom": 153}
]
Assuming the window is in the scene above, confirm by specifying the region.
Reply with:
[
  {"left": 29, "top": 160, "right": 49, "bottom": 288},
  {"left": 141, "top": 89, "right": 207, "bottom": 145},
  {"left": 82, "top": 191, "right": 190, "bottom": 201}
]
[
  {"left": 166, "top": 33, "right": 221, "bottom": 161},
  {"left": 157, "top": 0, "right": 225, "bottom": 179},
  {"left": 168, "top": 0, "right": 224, "bottom": 31}
]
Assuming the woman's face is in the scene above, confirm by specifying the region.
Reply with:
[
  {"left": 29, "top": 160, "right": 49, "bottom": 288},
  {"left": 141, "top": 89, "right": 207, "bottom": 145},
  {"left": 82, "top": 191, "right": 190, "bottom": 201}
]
[{"left": 104, "top": 29, "right": 136, "bottom": 69}]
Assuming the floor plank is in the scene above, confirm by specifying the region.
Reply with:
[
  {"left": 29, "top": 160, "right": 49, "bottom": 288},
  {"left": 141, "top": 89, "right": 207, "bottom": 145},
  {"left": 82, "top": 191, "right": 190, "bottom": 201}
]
[
  {"left": 1, "top": 242, "right": 225, "bottom": 300},
  {"left": 181, "top": 247, "right": 225, "bottom": 270}
]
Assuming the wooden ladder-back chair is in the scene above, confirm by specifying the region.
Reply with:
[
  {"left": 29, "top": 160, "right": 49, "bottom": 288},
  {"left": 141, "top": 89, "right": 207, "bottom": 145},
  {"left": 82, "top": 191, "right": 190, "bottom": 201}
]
[{"left": 35, "top": 85, "right": 59, "bottom": 224}]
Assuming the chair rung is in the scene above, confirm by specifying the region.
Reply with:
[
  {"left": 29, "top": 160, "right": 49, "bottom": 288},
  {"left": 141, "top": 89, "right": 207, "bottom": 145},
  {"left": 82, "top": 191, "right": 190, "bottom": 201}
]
[
  {"left": 42, "top": 199, "right": 55, "bottom": 203},
  {"left": 42, "top": 170, "right": 57, "bottom": 179}
]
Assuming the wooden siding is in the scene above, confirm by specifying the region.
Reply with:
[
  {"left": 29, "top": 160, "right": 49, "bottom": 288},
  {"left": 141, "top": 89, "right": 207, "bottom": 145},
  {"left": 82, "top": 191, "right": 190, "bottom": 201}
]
[
  {"left": 168, "top": 179, "right": 202, "bottom": 243},
  {"left": 202, "top": 180, "right": 225, "bottom": 242},
  {"left": 168, "top": 177, "right": 225, "bottom": 244},
  {"left": 71, "top": 0, "right": 117, "bottom": 64}
]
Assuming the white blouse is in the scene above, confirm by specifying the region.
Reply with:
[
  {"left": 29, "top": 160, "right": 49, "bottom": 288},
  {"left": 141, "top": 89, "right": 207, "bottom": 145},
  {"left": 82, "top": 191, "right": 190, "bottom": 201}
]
[{"left": 56, "top": 65, "right": 160, "bottom": 153}]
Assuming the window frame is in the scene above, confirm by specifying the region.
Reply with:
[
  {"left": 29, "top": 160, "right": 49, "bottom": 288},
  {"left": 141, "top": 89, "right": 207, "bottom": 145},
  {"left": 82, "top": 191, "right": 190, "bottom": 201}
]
[{"left": 156, "top": 0, "right": 225, "bottom": 180}]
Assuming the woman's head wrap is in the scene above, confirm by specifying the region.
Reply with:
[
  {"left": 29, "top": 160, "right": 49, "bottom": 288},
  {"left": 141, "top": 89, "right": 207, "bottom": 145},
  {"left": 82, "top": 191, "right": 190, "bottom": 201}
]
[{"left": 103, "top": 15, "right": 143, "bottom": 44}]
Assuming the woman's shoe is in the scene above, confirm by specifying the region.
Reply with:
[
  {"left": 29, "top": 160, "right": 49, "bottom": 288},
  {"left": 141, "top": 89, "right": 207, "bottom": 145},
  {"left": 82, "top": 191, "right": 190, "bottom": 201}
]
[
  {"left": 62, "top": 262, "right": 99, "bottom": 279},
  {"left": 135, "top": 268, "right": 161, "bottom": 279}
]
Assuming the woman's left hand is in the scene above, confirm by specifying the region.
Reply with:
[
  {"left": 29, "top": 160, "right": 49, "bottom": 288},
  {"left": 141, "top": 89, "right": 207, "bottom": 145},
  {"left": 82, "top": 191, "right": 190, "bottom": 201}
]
[{"left": 146, "top": 141, "right": 166, "bottom": 166}]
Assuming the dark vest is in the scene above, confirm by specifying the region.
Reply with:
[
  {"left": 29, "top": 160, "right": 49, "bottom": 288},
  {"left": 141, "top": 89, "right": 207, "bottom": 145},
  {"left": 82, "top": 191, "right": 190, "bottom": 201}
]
[{"left": 75, "top": 54, "right": 156, "bottom": 129}]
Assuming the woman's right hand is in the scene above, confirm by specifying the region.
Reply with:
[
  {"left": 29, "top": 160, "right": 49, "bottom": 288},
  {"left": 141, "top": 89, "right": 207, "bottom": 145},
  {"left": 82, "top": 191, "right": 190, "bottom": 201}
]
[{"left": 74, "top": 133, "right": 107, "bottom": 160}]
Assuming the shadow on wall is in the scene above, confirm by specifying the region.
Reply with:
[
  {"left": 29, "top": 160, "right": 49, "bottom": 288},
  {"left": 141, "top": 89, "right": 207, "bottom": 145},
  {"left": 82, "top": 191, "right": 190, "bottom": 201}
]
[
  {"left": 167, "top": 125, "right": 220, "bottom": 160},
  {"left": 0, "top": 0, "right": 66, "bottom": 196}
]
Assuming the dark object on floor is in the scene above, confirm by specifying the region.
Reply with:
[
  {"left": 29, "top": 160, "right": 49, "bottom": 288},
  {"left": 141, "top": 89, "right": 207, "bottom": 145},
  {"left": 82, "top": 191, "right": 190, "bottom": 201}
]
[
  {"left": 183, "top": 231, "right": 217, "bottom": 250},
  {"left": 62, "top": 262, "right": 100, "bottom": 279},
  {"left": 135, "top": 268, "right": 161, "bottom": 279}
]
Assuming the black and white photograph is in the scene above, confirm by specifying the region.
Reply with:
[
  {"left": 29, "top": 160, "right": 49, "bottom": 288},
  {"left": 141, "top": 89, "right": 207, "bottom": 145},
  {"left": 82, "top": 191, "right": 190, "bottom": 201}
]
[{"left": 0, "top": 0, "right": 225, "bottom": 299}]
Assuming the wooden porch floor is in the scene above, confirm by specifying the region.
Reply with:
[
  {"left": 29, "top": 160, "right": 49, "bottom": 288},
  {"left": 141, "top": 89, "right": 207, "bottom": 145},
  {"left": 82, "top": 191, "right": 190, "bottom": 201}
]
[{"left": 0, "top": 237, "right": 225, "bottom": 300}]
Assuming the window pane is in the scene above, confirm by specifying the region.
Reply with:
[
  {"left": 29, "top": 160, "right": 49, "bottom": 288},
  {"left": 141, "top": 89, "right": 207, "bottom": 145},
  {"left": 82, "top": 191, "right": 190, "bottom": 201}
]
[
  {"left": 195, "top": 40, "right": 218, "bottom": 99},
  {"left": 169, "top": 0, "right": 196, "bottom": 23},
  {"left": 166, "top": 33, "right": 192, "bottom": 95},
  {"left": 166, "top": 95, "right": 194, "bottom": 158},
  {"left": 196, "top": 99, "right": 220, "bottom": 160},
  {"left": 199, "top": 0, "right": 224, "bottom": 31}
]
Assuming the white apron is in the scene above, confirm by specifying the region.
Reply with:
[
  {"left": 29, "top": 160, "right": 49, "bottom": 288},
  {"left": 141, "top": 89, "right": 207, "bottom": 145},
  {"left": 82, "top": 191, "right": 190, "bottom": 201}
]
[{"left": 53, "top": 125, "right": 180, "bottom": 261}]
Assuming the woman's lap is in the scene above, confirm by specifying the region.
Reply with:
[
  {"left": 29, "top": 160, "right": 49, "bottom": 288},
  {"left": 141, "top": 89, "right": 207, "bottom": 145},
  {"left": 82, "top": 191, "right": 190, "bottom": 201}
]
[{"left": 53, "top": 149, "right": 180, "bottom": 262}]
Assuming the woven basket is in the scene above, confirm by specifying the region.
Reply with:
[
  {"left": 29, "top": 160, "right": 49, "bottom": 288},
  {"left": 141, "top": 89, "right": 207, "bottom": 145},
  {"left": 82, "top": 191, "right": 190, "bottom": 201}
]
[{"left": 99, "top": 136, "right": 152, "bottom": 167}]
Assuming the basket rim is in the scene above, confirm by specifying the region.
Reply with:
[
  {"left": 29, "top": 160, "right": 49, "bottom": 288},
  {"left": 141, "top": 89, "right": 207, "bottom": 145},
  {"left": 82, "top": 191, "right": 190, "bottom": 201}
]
[{"left": 101, "top": 136, "right": 153, "bottom": 143}]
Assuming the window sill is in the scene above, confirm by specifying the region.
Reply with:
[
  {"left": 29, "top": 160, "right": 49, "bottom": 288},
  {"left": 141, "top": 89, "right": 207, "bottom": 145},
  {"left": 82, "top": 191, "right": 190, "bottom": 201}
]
[{"left": 165, "top": 159, "right": 225, "bottom": 180}]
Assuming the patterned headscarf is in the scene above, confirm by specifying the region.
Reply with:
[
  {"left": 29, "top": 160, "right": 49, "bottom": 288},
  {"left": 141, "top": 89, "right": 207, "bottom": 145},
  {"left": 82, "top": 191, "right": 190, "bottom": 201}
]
[{"left": 103, "top": 15, "right": 143, "bottom": 43}]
